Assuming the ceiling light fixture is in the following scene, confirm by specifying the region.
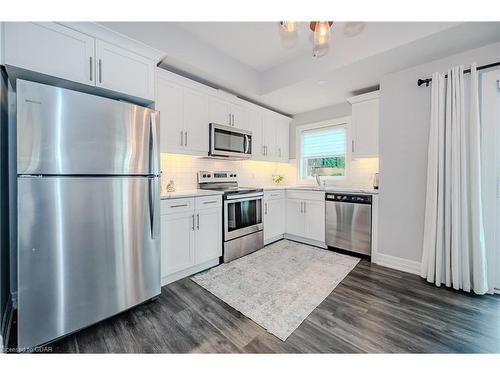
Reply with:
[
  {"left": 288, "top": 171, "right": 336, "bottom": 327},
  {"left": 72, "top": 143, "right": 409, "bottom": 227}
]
[
  {"left": 279, "top": 21, "right": 299, "bottom": 49},
  {"left": 310, "top": 21, "right": 333, "bottom": 58}
]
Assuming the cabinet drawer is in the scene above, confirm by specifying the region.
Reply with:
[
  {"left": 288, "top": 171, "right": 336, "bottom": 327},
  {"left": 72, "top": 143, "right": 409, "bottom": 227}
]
[
  {"left": 161, "top": 198, "right": 195, "bottom": 215},
  {"left": 286, "top": 190, "right": 325, "bottom": 202},
  {"left": 195, "top": 195, "right": 222, "bottom": 210},
  {"left": 264, "top": 190, "right": 285, "bottom": 201}
]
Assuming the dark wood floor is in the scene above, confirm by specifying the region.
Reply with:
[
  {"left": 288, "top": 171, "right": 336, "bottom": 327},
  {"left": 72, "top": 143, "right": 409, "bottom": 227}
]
[{"left": 21, "top": 258, "right": 500, "bottom": 353}]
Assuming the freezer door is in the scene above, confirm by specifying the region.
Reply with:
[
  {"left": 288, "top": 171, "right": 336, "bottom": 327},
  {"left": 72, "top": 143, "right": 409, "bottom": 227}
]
[
  {"left": 17, "top": 80, "right": 160, "bottom": 175},
  {"left": 17, "top": 176, "right": 160, "bottom": 349}
]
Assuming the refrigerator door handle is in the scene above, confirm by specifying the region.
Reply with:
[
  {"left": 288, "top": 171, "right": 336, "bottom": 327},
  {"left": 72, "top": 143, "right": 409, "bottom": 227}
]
[
  {"left": 148, "top": 177, "right": 160, "bottom": 240},
  {"left": 149, "top": 112, "right": 159, "bottom": 175},
  {"left": 148, "top": 177, "right": 154, "bottom": 239}
]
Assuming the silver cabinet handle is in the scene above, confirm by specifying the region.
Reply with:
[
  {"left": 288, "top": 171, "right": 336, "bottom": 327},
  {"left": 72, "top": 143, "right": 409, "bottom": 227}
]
[
  {"left": 262, "top": 145, "right": 266, "bottom": 156},
  {"left": 89, "top": 56, "right": 93, "bottom": 81},
  {"left": 180, "top": 131, "right": 184, "bottom": 146},
  {"left": 232, "top": 114, "right": 235, "bottom": 126},
  {"left": 171, "top": 203, "right": 188, "bottom": 208},
  {"left": 304, "top": 201, "right": 306, "bottom": 214},
  {"left": 192, "top": 214, "right": 195, "bottom": 231},
  {"left": 196, "top": 213, "right": 200, "bottom": 230},
  {"left": 203, "top": 200, "right": 218, "bottom": 204},
  {"left": 98, "top": 59, "right": 102, "bottom": 83},
  {"left": 228, "top": 113, "right": 231, "bottom": 125},
  {"left": 300, "top": 201, "right": 303, "bottom": 213},
  {"left": 278, "top": 148, "right": 281, "bottom": 158},
  {"left": 264, "top": 202, "right": 268, "bottom": 215},
  {"left": 352, "top": 140, "right": 355, "bottom": 153},
  {"left": 185, "top": 131, "right": 188, "bottom": 146}
]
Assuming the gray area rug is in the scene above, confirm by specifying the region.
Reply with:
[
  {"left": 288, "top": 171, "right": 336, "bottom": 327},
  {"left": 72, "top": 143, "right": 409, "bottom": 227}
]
[{"left": 191, "top": 240, "right": 360, "bottom": 341}]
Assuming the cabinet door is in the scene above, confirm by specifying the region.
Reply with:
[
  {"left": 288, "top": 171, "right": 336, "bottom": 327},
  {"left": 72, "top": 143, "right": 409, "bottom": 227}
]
[
  {"left": 208, "top": 97, "right": 231, "bottom": 126},
  {"left": 276, "top": 118, "right": 290, "bottom": 162},
  {"left": 156, "top": 76, "right": 185, "bottom": 153},
  {"left": 161, "top": 212, "right": 195, "bottom": 277},
  {"left": 262, "top": 113, "right": 277, "bottom": 160},
  {"left": 352, "top": 98, "right": 379, "bottom": 158},
  {"left": 195, "top": 208, "right": 222, "bottom": 264},
  {"left": 264, "top": 199, "right": 285, "bottom": 242},
  {"left": 183, "top": 88, "right": 209, "bottom": 154},
  {"left": 230, "top": 103, "right": 247, "bottom": 129},
  {"left": 304, "top": 200, "right": 325, "bottom": 242},
  {"left": 95, "top": 40, "right": 155, "bottom": 100},
  {"left": 286, "top": 198, "right": 304, "bottom": 237},
  {"left": 4, "top": 22, "right": 95, "bottom": 86},
  {"left": 247, "top": 109, "right": 264, "bottom": 160}
]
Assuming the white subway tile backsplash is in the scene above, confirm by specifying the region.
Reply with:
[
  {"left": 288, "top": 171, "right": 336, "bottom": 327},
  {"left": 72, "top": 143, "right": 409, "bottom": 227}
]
[{"left": 160, "top": 153, "right": 378, "bottom": 193}]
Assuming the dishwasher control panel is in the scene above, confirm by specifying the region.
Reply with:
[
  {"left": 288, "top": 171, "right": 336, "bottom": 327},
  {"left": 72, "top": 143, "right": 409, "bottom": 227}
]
[{"left": 326, "top": 194, "right": 372, "bottom": 204}]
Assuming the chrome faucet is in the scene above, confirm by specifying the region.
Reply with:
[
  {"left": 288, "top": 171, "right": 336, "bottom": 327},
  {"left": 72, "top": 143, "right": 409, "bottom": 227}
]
[{"left": 315, "top": 174, "right": 321, "bottom": 187}]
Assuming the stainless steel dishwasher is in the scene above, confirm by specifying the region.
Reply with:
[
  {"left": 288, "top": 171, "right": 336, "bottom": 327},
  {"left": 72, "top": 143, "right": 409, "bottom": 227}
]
[{"left": 325, "top": 193, "right": 372, "bottom": 256}]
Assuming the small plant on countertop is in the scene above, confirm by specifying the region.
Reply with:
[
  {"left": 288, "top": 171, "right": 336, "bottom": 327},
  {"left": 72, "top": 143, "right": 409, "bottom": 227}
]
[
  {"left": 272, "top": 174, "right": 284, "bottom": 185},
  {"left": 166, "top": 180, "right": 175, "bottom": 192}
]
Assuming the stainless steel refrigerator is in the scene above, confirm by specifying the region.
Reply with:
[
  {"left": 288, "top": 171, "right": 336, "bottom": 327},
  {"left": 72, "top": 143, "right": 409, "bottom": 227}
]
[{"left": 16, "top": 80, "right": 161, "bottom": 349}]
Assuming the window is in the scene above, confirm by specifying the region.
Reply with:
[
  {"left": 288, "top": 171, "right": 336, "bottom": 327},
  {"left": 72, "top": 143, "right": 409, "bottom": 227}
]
[{"left": 299, "top": 125, "right": 346, "bottom": 179}]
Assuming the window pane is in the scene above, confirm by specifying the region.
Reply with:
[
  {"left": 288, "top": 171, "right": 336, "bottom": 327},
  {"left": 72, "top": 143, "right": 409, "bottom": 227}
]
[
  {"left": 300, "top": 124, "right": 347, "bottom": 179},
  {"left": 301, "top": 126, "right": 346, "bottom": 158},
  {"left": 304, "top": 156, "right": 345, "bottom": 177}
]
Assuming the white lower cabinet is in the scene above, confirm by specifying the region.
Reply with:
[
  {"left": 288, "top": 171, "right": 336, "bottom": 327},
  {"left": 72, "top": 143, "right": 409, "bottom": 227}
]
[
  {"left": 285, "top": 190, "right": 326, "bottom": 245},
  {"left": 160, "top": 196, "right": 222, "bottom": 285},
  {"left": 263, "top": 190, "right": 286, "bottom": 244}
]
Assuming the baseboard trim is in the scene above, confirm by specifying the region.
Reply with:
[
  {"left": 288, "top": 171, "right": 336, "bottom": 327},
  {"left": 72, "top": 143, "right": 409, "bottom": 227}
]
[
  {"left": 284, "top": 234, "right": 327, "bottom": 249},
  {"left": 374, "top": 253, "right": 421, "bottom": 275},
  {"left": 161, "top": 258, "right": 220, "bottom": 286},
  {"left": 264, "top": 234, "right": 284, "bottom": 246}
]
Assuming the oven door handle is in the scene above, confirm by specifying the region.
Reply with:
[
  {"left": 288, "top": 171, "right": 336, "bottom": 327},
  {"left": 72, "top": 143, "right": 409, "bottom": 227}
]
[{"left": 225, "top": 192, "right": 264, "bottom": 201}]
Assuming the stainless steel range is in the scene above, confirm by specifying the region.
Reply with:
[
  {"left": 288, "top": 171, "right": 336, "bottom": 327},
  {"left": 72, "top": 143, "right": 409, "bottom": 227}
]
[{"left": 198, "top": 171, "right": 263, "bottom": 262}]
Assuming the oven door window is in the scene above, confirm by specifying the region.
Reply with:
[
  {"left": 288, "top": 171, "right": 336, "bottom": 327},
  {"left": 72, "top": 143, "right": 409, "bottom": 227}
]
[
  {"left": 214, "top": 128, "right": 251, "bottom": 154},
  {"left": 226, "top": 198, "right": 262, "bottom": 232}
]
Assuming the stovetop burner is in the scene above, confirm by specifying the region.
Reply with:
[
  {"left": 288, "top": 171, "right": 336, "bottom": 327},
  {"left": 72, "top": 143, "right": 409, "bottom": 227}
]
[{"left": 197, "top": 170, "right": 262, "bottom": 197}]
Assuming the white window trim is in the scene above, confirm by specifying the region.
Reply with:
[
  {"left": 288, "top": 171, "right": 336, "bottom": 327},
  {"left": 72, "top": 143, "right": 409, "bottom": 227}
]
[{"left": 295, "top": 116, "right": 352, "bottom": 185}]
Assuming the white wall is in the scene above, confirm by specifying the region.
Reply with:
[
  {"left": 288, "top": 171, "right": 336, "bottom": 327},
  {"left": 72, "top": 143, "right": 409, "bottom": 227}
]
[{"left": 378, "top": 41, "right": 500, "bottom": 263}]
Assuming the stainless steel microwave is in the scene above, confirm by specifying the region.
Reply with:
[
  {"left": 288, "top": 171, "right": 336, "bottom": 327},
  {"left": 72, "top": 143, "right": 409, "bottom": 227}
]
[{"left": 209, "top": 123, "right": 252, "bottom": 159}]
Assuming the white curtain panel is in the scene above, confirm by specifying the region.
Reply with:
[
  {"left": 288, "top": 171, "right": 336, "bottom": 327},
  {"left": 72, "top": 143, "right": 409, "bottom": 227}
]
[{"left": 421, "top": 63, "right": 489, "bottom": 294}]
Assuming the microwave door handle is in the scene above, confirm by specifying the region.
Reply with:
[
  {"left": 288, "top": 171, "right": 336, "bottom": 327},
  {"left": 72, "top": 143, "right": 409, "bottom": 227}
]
[{"left": 244, "top": 135, "right": 249, "bottom": 154}]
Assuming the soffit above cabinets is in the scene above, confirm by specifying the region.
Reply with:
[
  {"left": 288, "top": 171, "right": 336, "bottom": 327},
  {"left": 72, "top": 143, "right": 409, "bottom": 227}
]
[{"left": 91, "top": 22, "right": 500, "bottom": 114}]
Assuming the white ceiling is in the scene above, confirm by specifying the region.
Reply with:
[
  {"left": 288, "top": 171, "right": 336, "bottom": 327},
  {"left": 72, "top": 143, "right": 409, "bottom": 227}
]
[{"left": 99, "top": 21, "right": 500, "bottom": 115}]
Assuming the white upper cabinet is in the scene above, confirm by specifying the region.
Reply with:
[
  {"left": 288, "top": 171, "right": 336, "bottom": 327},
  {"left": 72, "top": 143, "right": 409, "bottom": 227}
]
[
  {"left": 275, "top": 116, "right": 290, "bottom": 162},
  {"left": 209, "top": 96, "right": 232, "bottom": 126},
  {"left": 247, "top": 109, "right": 264, "bottom": 160},
  {"left": 348, "top": 91, "right": 379, "bottom": 158},
  {"left": 208, "top": 96, "right": 247, "bottom": 129},
  {"left": 4, "top": 22, "right": 156, "bottom": 101},
  {"left": 262, "top": 113, "right": 277, "bottom": 160},
  {"left": 155, "top": 68, "right": 290, "bottom": 160},
  {"left": 156, "top": 76, "right": 184, "bottom": 153},
  {"left": 4, "top": 22, "right": 95, "bottom": 86},
  {"left": 230, "top": 103, "right": 247, "bottom": 129},
  {"left": 183, "top": 88, "right": 209, "bottom": 153},
  {"left": 156, "top": 69, "right": 210, "bottom": 156},
  {"left": 95, "top": 40, "right": 155, "bottom": 100}
]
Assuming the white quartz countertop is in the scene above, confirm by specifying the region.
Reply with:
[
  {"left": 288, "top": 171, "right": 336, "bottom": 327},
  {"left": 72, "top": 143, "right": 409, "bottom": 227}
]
[
  {"left": 255, "top": 185, "right": 379, "bottom": 195},
  {"left": 160, "top": 190, "right": 224, "bottom": 200}
]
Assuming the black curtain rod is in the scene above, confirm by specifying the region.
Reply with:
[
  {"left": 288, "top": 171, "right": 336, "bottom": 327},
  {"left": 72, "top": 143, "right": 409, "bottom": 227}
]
[{"left": 417, "top": 61, "right": 500, "bottom": 87}]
